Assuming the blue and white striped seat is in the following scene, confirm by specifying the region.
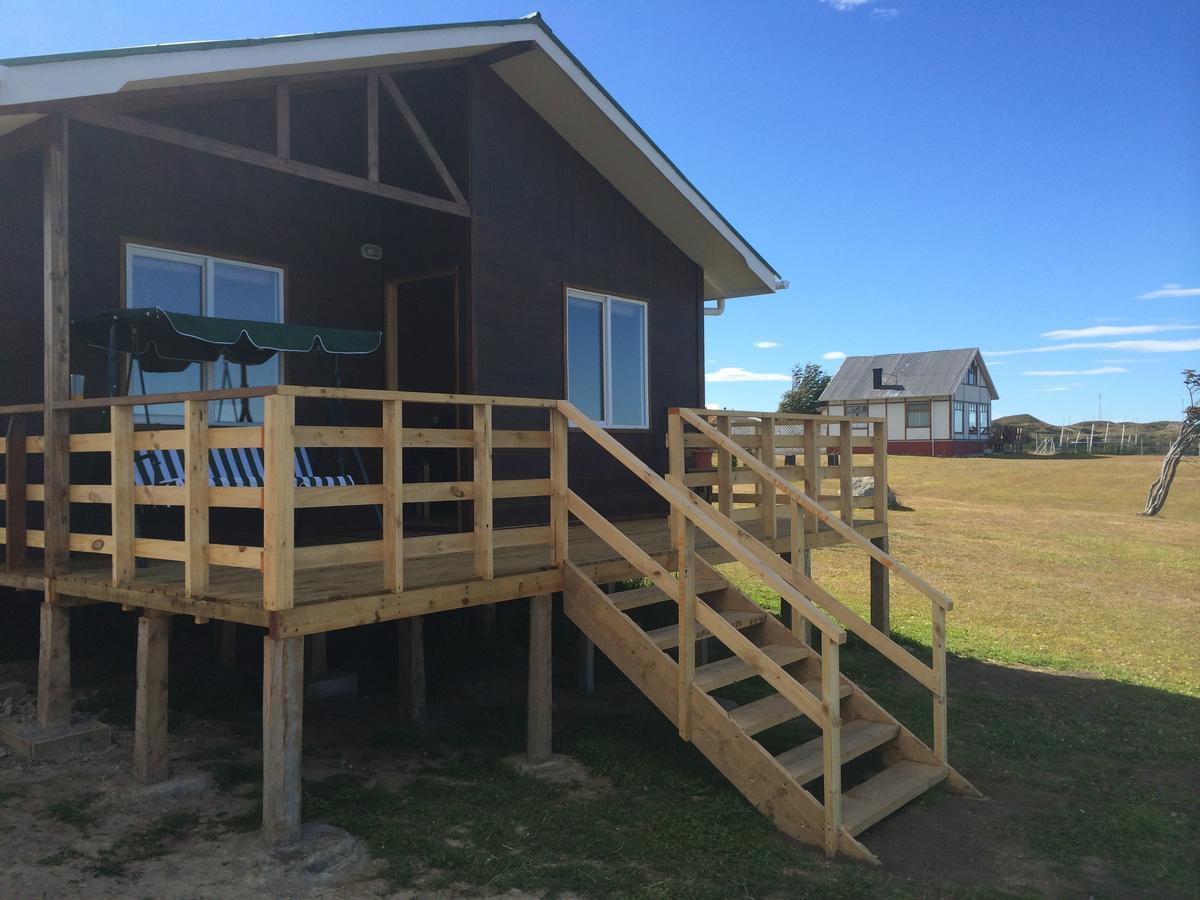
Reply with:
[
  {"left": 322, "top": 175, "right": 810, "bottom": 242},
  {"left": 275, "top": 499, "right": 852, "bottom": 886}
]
[{"left": 132, "top": 445, "right": 354, "bottom": 488}]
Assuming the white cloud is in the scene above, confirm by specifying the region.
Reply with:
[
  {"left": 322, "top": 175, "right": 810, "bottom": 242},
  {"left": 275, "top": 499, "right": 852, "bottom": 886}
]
[
  {"left": 819, "top": 0, "right": 875, "bottom": 9},
  {"left": 822, "top": 350, "right": 847, "bottom": 361},
  {"left": 1022, "top": 367, "right": 1127, "bottom": 377},
  {"left": 754, "top": 341, "right": 781, "bottom": 349},
  {"left": 1031, "top": 384, "right": 1082, "bottom": 393},
  {"left": 1041, "top": 324, "right": 1200, "bottom": 340},
  {"left": 705, "top": 367, "right": 790, "bottom": 383},
  {"left": 985, "top": 338, "right": 1200, "bottom": 356},
  {"left": 704, "top": 402, "right": 724, "bottom": 410},
  {"left": 1138, "top": 283, "right": 1200, "bottom": 300},
  {"left": 872, "top": 7, "right": 901, "bottom": 19}
]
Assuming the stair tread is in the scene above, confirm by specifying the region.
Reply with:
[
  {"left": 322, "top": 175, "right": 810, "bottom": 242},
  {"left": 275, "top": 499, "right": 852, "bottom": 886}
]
[
  {"left": 775, "top": 719, "right": 900, "bottom": 785},
  {"left": 728, "top": 677, "right": 852, "bottom": 735},
  {"left": 694, "top": 644, "right": 810, "bottom": 692},
  {"left": 608, "top": 575, "right": 725, "bottom": 612},
  {"left": 841, "top": 760, "right": 948, "bottom": 836},
  {"left": 646, "top": 610, "right": 767, "bottom": 650}
]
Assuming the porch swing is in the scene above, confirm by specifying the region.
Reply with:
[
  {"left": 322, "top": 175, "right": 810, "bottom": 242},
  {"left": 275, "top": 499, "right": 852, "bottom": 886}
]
[{"left": 72, "top": 307, "right": 383, "bottom": 492}]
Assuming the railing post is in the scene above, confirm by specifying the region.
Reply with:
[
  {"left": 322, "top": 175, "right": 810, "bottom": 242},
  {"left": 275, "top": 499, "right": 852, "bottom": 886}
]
[
  {"left": 473, "top": 404, "right": 494, "bottom": 579},
  {"left": 184, "top": 399, "right": 209, "bottom": 598},
  {"left": 263, "top": 394, "right": 295, "bottom": 611},
  {"left": 821, "top": 631, "right": 842, "bottom": 857},
  {"left": 839, "top": 420, "right": 854, "bottom": 525},
  {"left": 716, "top": 414, "right": 733, "bottom": 517},
  {"left": 4, "top": 415, "right": 28, "bottom": 572},
  {"left": 788, "top": 498, "right": 811, "bottom": 646},
  {"left": 676, "top": 518, "right": 696, "bottom": 741},
  {"left": 550, "top": 407, "right": 568, "bottom": 566},
  {"left": 110, "top": 405, "right": 134, "bottom": 586},
  {"left": 802, "top": 419, "right": 819, "bottom": 534},
  {"left": 872, "top": 419, "right": 889, "bottom": 526},
  {"left": 383, "top": 399, "right": 404, "bottom": 592},
  {"left": 932, "top": 601, "right": 948, "bottom": 763},
  {"left": 759, "top": 416, "right": 777, "bottom": 540}
]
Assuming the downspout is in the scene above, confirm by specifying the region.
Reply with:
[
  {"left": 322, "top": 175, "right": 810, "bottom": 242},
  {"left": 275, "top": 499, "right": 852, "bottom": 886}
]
[{"left": 703, "top": 298, "right": 725, "bottom": 316}]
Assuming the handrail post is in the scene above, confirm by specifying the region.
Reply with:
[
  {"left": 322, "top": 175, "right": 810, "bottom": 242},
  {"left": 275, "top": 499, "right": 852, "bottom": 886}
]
[
  {"left": 821, "top": 631, "right": 842, "bottom": 856},
  {"left": 550, "top": 407, "right": 568, "bottom": 566},
  {"left": 676, "top": 518, "right": 696, "bottom": 740},
  {"left": 872, "top": 419, "right": 889, "bottom": 526},
  {"left": 802, "top": 418, "right": 819, "bottom": 535},
  {"left": 716, "top": 414, "right": 732, "bottom": 517},
  {"left": 383, "top": 399, "right": 404, "bottom": 592},
  {"left": 110, "top": 405, "right": 134, "bottom": 586},
  {"left": 473, "top": 404, "right": 493, "bottom": 580},
  {"left": 4, "top": 415, "right": 28, "bottom": 573},
  {"left": 263, "top": 394, "right": 296, "bottom": 611},
  {"left": 932, "top": 602, "right": 948, "bottom": 763},
  {"left": 184, "top": 399, "right": 209, "bottom": 598},
  {"left": 839, "top": 420, "right": 854, "bottom": 525},
  {"left": 789, "top": 497, "right": 811, "bottom": 646},
  {"left": 759, "top": 416, "right": 777, "bottom": 540}
]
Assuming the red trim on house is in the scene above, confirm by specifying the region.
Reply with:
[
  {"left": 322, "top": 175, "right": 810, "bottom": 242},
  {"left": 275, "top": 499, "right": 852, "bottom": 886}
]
[{"left": 887, "top": 439, "right": 986, "bottom": 458}]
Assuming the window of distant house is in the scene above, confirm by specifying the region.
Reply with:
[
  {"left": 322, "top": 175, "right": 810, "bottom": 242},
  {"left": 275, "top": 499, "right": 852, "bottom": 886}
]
[
  {"left": 966, "top": 363, "right": 978, "bottom": 386},
  {"left": 906, "top": 400, "right": 931, "bottom": 429},
  {"left": 566, "top": 288, "right": 648, "bottom": 428},
  {"left": 979, "top": 404, "right": 990, "bottom": 435},
  {"left": 968, "top": 404, "right": 979, "bottom": 435},
  {"left": 953, "top": 401, "right": 965, "bottom": 435},
  {"left": 846, "top": 402, "right": 870, "bottom": 432},
  {"left": 126, "top": 244, "right": 283, "bottom": 424}
]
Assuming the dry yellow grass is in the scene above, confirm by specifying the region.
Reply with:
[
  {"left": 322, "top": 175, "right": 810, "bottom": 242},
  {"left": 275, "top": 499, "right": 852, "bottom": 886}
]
[{"left": 807, "top": 454, "right": 1200, "bottom": 693}]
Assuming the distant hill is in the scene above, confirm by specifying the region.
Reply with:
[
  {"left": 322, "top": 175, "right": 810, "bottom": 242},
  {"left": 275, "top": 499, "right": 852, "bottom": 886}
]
[{"left": 995, "top": 414, "right": 1181, "bottom": 454}]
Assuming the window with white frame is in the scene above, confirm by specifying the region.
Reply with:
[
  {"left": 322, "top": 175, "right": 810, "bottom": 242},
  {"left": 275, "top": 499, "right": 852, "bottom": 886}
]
[
  {"left": 953, "top": 400, "right": 965, "bottom": 435},
  {"left": 126, "top": 244, "right": 283, "bottom": 423},
  {"left": 979, "top": 404, "right": 990, "bottom": 435},
  {"left": 966, "top": 362, "right": 978, "bottom": 386},
  {"left": 906, "top": 400, "right": 931, "bottom": 429},
  {"left": 968, "top": 403, "right": 979, "bottom": 435},
  {"left": 566, "top": 289, "right": 648, "bottom": 428}
]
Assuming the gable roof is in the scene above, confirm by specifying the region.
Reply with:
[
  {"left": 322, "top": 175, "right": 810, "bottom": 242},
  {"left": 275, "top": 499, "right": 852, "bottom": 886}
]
[
  {"left": 819, "top": 348, "right": 999, "bottom": 402},
  {"left": 0, "top": 15, "right": 781, "bottom": 300}
]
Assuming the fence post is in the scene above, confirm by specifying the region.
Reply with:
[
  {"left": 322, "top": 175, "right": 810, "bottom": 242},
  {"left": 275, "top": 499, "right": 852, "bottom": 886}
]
[
  {"left": 821, "top": 631, "right": 842, "bottom": 856},
  {"left": 5, "top": 415, "right": 28, "bottom": 572},
  {"left": 550, "top": 408, "right": 568, "bottom": 566},
  {"left": 676, "top": 518, "right": 696, "bottom": 741},
  {"left": 382, "top": 399, "right": 404, "bottom": 592},
  {"left": 802, "top": 419, "right": 819, "bottom": 534},
  {"left": 473, "top": 404, "right": 493, "bottom": 579},
  {"left": 872, "top": 420, "right": 889, "bottom": 526},
  {"left": 263, "top": 394, "right": 295, "bottom": 611},
  {"left": 760, "top": 416, "right": 777, "bottom": 539},
  {"left": 839, "top": 421, "right": 854, "bottom": 525},
  {"left": 184, "top": 399, "right": 209, "bottom": 598},
  {"left": 789, "top": 498, "right": 811, "bottom": 645},
  {"left": 932, "top": 602, "right": 948, "bottom": 763},
  {"left": 110, "top": 405, "right": 134, "bottom": 586},
  {"left": 716, "top": 414, "right": 733, "bottom": 517}
]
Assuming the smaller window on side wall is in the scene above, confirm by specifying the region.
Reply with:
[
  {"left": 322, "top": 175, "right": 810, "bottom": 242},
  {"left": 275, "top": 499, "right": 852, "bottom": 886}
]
[
  {"left": 906, "top": 400, "right": 931, "bottom": 429},
  {"left": 565, "top": 288, "right": 648, "bottom": 429},
  {"left": 953, "top": 400, "right": 965, "bottom": 435}
]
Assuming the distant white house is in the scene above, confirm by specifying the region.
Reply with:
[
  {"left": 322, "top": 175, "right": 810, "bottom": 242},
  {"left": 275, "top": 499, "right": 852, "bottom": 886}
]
[{"left": 819, "top": 348, "right": 999, "bottom": 457}]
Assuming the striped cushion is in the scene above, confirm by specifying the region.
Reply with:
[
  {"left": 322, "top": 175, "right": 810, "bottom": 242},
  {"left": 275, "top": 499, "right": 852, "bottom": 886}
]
[{"left": 132, "top": 446, "right": 354, "bottom": 488}]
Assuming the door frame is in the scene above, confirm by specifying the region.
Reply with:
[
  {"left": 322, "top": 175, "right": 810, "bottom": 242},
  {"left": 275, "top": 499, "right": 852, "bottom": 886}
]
[{"left": 384, "top": 268, "right": 461, "bottom": 392}]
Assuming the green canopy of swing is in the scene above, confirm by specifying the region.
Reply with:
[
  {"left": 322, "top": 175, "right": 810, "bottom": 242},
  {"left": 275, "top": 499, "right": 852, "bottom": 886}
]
[{"left": 73, "top": 307, "right": 382, "bottom": 372}]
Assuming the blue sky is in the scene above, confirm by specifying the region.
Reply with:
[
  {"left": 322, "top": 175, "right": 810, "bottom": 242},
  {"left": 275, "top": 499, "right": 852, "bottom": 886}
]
[{"left": 3, "top": 0, "right": 1196, "bottom": 422}]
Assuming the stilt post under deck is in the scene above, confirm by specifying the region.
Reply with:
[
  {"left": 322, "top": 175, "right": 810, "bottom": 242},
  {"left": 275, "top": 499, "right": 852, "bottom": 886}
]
[
  {"left": 262, "top": 636, "right": 304, "bottom": 845},
  {"left": 870, "top": 537, "right": 890, "bottom": 634},
  {"left": 134, "top": 611, "right": 171, "bottom": 783},
  {"left": 37, "top": 591, "right": 71, "bottom": 729},
  {"left": 526, "top": 594, "right": 552, "bottom": 764},
  {"left": 397, "top": 617, "right": 426, "bottom": 726}
]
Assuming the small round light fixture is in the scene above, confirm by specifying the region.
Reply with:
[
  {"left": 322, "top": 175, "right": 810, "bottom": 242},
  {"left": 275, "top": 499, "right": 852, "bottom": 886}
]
[{"left": 360, "top": 243, "right": 383, "bottom": 261}]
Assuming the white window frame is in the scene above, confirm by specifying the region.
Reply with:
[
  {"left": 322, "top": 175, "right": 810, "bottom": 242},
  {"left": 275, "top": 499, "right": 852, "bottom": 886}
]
[
  {"left": 565, "top": 288, "right": 649, "bottom": 429},
  {"left": 125, "top": 243, "right": 284, "bottom": 422},
  {"left": 953, "top": 400, "right": 965, "bottom": 435}
]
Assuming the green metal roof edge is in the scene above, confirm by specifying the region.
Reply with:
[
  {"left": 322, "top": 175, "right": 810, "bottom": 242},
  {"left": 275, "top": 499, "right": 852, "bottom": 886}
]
[{"left": 0, "top": 13, "right": 780, "bottom": 288}]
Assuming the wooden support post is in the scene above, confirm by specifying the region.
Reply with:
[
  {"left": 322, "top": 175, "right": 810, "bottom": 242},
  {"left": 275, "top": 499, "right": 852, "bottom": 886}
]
[
  {"left": 263, "top": 395, "right": 295, "bottom": 611},
  {"left": 365, "top": 74, "right": 379, "bottom": 182},
  {"left": 788, "top": 499, "right": 812, "bottom": 644},
  {"left": 262, "top": 636, "right": 304, "bottom": 846},
  {"left": 37, "top": 591, "right": 71, "bottom": 729},
  {"left": 870, "top": 536, "right": 891, "bottom": 634},
  {"left": 473, "top": 405, "right": 493, "bottom": 579},
  {"left": 667, "top": 410, "right": 686, "bottom": 539},
  {"left": 397, "top": 617, "right": 426, "bottom": 726},
  {"left": 676, "top": 519, "right": 696, "bottom": 741},
  {"left": 839, "top": 423, "right": 854, "bottom": 525},
  {"left": 932, "top": 602, "right": 948, "bottom": 764},
  {"left": 576, "top": 630, "right": 595, "bottom": 695},
  {"left": 716, "top": 415, "right": 733, "bottom": 517},
  {"left": 526, "top": 593, "right": 552, "bottom": 764},
  {"left": 218, "top": 621, "right": 237, "bottom": 668},
  {"left": 134, "top": 611, "right": 170, "bottom": 783},
  {"left": 550, "top": 409, "right": 568, "bottom": 566},
  {"left": 872, "top": 421, "right": 889, "bottom": 526},
  {"left": 5, "top": 415, "right": 28, "bottom": 572},
  {"left": 760, "top": 417, "right": 777, "bottom": 539},
  {"left": 42, "top": 118, "right": 70, "bottom": 577},
  {"left": 110, "top": 405, "right": 134, "bottom": 585},
  {"left": 274, "top": 82, "right": 290, "bottom": 159},
  {"left": 802, "top": 421, "right": 819, "bottom": 534},
  {"left": 821, "top": 631, "right": 842, "bottom": 857},
  {"left": 382, "top": 400, "right": 403, "bottom": 592},
  {"left": 184, "top": 399, "right": 209, "bottom": 597}
]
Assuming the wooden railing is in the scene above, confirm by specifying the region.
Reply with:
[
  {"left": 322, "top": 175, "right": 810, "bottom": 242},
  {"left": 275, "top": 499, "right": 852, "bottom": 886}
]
[
  {"left": 0, "top": 386, "right": 560, "bottom": 607},
  {"left": 674, "top": 409, "right": 888, "bottom": 535},
  {"left": 672, "top": 408, "right": 953, "bottom": 764}
]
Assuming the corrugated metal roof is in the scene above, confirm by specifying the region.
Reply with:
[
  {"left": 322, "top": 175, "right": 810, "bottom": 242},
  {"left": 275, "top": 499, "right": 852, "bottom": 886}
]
[{"left": 819, "top": 348, "right": 999, "bottom": 402}]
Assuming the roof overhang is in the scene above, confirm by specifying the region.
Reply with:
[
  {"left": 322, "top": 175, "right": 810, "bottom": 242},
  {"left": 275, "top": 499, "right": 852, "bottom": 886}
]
[{"left": 0, "top": 16, "right": 781, "bottom": 299}]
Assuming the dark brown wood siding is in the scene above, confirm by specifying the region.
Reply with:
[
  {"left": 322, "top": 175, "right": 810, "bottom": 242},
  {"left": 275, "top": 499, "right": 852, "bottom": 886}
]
[{"left": 467, "top": 67, "right": 703, "bottom": 520}]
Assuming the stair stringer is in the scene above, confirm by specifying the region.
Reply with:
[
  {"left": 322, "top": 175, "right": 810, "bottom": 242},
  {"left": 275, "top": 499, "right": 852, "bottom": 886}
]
[
  {"left": 695, "top": 558, "right": 981, "bottom": 799},
  {"left": 563, "top": 563, "right": 877, "bottom": 863}
]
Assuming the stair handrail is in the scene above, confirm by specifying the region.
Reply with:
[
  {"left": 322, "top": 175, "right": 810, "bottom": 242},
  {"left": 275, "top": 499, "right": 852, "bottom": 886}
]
[
  {"left": 676, "top": 408, "right": 953, "bottom": 612},
  {"left": 556, "top": 402, "right": 846, "bottom": 645}
]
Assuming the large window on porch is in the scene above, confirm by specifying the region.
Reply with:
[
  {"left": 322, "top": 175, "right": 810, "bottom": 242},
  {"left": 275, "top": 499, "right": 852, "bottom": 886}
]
[
  {"left": 126, "top": 244, "right": 283, "bottom": 423},
  {"left": 566, "top": 288, "right": 648, "bottom": 429}
]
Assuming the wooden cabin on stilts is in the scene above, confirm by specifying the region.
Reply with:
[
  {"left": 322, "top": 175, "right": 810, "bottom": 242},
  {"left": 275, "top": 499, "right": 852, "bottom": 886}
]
[{"left": 0, "top": 16, "right": 979, "bottom": 862}]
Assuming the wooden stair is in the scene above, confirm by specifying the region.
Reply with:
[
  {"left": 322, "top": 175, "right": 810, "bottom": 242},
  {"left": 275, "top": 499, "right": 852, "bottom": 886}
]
[{"left": 563, "top": 558, "right": 970, "bottom": 864}]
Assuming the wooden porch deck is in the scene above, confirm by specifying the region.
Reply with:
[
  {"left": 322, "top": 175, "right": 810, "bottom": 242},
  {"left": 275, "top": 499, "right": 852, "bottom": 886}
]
[{"left": 1, "top": 513, "right": 886, "bottom": 639}]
